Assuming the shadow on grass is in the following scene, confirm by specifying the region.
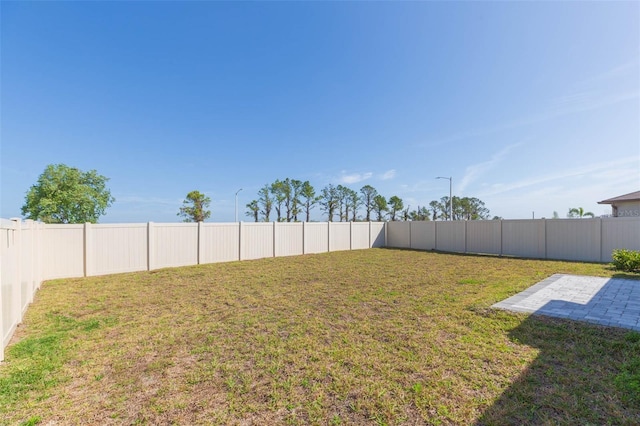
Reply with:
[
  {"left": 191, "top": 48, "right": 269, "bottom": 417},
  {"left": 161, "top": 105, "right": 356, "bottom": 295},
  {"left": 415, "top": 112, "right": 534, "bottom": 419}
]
[{"left": 476, "top": 278, "right": 640, "bottom": 425}]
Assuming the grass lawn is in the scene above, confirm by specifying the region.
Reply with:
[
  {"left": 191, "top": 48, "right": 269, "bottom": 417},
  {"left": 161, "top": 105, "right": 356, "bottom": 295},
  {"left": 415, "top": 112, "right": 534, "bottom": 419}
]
[{"left": 1, "top": 248, "right": 639, "bottom": 425}]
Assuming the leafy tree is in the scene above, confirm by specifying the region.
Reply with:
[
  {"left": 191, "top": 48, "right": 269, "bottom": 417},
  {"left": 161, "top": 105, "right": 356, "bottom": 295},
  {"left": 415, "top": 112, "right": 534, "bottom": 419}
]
[
  {"left": 300, "top": 181, "right": 318, "bottom": 222},
  {"left": 433, "top": 196, "right": 452, "bottom": 220},
  {"left": 337, "top": 185, "right": 358, "bottom": 222},
  {"left": 258, "top": 184, "right": 272, "bottom": 222},
  {"left": 567, "top": 207, "right": 594, "bottom": 218},
  {"left": 320, "top": 184, "right": 340, "bottom": 222},
  {"left": 458, "top": 197, "right": 490, "bottom": 220},
  {"left": 429, "top": 196, "right": 490, "bottom": 220},
  {"left": 347, "top": 188, "right": 361, "bottom": 222},
  {"left": 178, "top": 190, "right": 211, "bottom": 222},
  {"left": 271, "top": 179, "right": 287, "bottom": 222},
  {"left": 246, "top": 200, "right": 259, "bottom": 222},
  {"left": 290, "top": 179, "right": 303, "bottom": 222},
  {"left": 401, "top": 205, "right": 411, "bottom": 221},
  {"left": 409, "top": 206, "right": 430, "bottom": 221},
  {"left": 373, "top": 194, "right": 388, "bottom": 221},
  {"left": 360, "top": 185, "right": 378, "bottom": 222},
  {"left": 428, "top": 200, "right": 442, "bottom": 221},
  {"left": 552, "top": 211, "right": 560, "bottom": 219},
  {"left": 22, "top": 163, "right": 115, "bottom": 224},
  {"left": 388, "top": 195, "right": 404, "bottom": 221}
]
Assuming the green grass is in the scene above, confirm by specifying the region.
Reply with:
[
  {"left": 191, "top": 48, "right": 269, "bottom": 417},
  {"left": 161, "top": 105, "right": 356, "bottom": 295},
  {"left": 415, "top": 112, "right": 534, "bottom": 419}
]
[{"left": 1, "top": 248, "right": 639, "bottom": 425}]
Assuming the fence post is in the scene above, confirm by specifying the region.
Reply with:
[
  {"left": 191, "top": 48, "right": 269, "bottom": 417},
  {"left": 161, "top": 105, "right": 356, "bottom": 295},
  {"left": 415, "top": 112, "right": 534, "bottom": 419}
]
[
  {"left": 409, "top": 221, "right": 412, "bottom": 249},
  {"left": 147, "top": 222, "right": 155, "bottom": 271},
  {"left": 368, "top": 221, "right": 372, "bottom": 248},
  {"left": 84, "top": 222, "right": 93, "bottom": 277},
  {"left": 384, "top": 222, "right": 388, "bottom": 247},
  {"left": 499, "top": 220, "right": 503, "bottom": 257},
  {"left": 598, "top": 218, "right": 603, "bottom": 263},
  {"left": 434, "top": 221, "right": 438, "bottom": 251},
  {"left": 349, "top": 222, "right": 353, "bottom": 251},
  {"left": 543, "top": 219, "right": 547, "bottom": 259},
  {"left": 328, "top": 222, "right": 331, "bottom": 252}
]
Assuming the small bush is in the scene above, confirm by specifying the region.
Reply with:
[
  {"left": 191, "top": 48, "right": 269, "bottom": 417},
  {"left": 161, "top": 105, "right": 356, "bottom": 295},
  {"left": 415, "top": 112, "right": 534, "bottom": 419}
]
[{"left": 611, "top": 249, "right": 640, "bottom": 273}]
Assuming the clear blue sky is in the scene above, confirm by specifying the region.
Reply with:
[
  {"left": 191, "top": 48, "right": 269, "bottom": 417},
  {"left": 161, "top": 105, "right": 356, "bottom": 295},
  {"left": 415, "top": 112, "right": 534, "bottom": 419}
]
[{"left": 2, "top": 2, "right": 638, "bottom": 222}]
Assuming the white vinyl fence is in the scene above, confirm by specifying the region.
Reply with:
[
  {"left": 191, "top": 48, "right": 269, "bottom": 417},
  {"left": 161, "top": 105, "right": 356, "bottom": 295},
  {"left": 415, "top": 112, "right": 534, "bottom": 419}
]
[
  {"left": 386, "top": 217, "right": 640, "bottom": 263},
  {"left": 0, "top": 219, "right": 385, "bottom": 361},
  {"left": 1, "top": 219, "right": 44, "bottom": 362},
  {"left": 3, "top": 216, "right": 639, "bottom": 361}
]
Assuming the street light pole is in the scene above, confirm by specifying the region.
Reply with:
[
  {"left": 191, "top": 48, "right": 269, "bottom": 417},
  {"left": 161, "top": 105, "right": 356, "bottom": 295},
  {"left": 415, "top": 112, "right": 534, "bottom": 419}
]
[
  {"left": 436, "top": 177, "right": 453, "bottom": 221},
  {"left": 235, "top": 188, "right": 243, "bottom": 223}
]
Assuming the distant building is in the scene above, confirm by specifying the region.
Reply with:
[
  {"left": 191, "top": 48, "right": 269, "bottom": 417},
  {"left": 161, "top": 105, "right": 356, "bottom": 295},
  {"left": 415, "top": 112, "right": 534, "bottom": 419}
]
[{"left": 598, "top": 191, "right": 640, "bottom": 217}]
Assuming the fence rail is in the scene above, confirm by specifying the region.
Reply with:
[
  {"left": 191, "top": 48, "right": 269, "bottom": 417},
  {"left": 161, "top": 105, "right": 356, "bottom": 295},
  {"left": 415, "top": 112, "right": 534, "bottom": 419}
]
[{"left": 386, "top": 217, "right": 640, "bottom": 262}]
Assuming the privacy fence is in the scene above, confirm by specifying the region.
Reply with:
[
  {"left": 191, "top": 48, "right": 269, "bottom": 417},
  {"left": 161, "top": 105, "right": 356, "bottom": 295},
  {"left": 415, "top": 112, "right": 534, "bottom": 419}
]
[
  {"left": 386, "top": 217, "right": 640, "bottom": 263},
  {"left": 0, "top": 219, "right": 385, "bottom": 361},
  {"left": 3, "top": 217, "right": 640, "bottom": 361}
]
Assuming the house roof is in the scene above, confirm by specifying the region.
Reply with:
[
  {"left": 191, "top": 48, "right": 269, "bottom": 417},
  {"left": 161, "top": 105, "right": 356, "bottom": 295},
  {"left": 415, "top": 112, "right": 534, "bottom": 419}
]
[{"left": 598, "top": 190, "right": 640, "bottom": 204}]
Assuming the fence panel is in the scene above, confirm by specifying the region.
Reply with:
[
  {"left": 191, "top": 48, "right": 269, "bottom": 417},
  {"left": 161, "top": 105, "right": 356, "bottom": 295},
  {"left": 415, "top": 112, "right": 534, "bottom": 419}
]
[
  {"left": 1, "top": 220, "right": 18, "bottom": 359},
  {"left": 329, "top": 222, "right": 351, "bottom": 251},
  {"left": 370, "top": 222, "right": 386, "bottom": 247},
  {"left": 91, "top": 224, "right": 148, "bottom": 275},
  {"left": 153, "top": 223, "right": 198, "bottom": 269},
  {"left": 42, "top": 224, "right": 85, "bottom": 279},
  {"left": 387, "top": 222, "right": 410, "bottom": 248},
  {"left": 200, "top": 223, "right": 240, "bottom": 263},
  {"left": 601, "top": 217, "right": 640, "bottom": 262},
  {"left": 304, "top": 222, "right": 329, "bottom": 254},
  {"left": 241, "top": 223, "right": 274, "bottom": 260},
  {"left": 410, "top": 222, "right": 436, "bottom": 250},
  {"left": 351, "top": 223, "right": 370, "bottom": 249},
  {"left": 22, "top": 221, "right": 43, "bottom": 304},
  {"left": 466, "top": 220, "right": 502, "bottom": 255},
  {"left": 546, "top": 219, "right": 601, "bottom": 262},
  {"left": 275, "top": 223, "right": 303, "bottom": 257},
  {"left": 19, "top": 223, "right": 32, "bottom": 314},
  {"left": 501, "top": 220, "right": 545, "bottom": 259},
  {"left": 435, "top": 221, "right": 466, "bottom": 253}
]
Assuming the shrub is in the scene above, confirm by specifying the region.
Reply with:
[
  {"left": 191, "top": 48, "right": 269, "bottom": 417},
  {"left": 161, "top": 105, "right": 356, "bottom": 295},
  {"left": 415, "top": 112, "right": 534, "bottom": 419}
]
[{"left": 611, "top": 249, "right": 640, "bottom": 272}]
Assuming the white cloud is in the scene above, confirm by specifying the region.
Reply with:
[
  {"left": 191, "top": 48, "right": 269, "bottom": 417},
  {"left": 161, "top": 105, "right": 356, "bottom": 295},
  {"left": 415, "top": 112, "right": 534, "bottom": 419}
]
[
  {"left": 339, "top": 171, "right": 373, "bottom": 184},
  {"left": 458, "top": 143, "right": 523, "bottom": 192},
  {"left": 420, "top": 90, "right": 638, "bottom": 148},
  {"left": 478, "top": 156, "right": 639, "bottom": 197},
  {"left": 576, "top": 61, "right": 638, "bottom": 86},
  {"left": 380, "top": 169, "right": 396, "bottom": 180}
]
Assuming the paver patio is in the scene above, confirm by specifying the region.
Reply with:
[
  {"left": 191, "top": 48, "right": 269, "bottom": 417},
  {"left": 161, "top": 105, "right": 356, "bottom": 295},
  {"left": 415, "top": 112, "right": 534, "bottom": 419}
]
[{"left": 493, "top": 274, "right": 640, "bottom": 331}]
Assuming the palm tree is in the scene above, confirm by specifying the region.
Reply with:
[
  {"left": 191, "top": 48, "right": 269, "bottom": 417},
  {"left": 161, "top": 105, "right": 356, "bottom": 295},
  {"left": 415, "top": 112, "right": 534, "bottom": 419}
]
[{"left": 567, "top": 207, "right": 595, "bottom": 218}]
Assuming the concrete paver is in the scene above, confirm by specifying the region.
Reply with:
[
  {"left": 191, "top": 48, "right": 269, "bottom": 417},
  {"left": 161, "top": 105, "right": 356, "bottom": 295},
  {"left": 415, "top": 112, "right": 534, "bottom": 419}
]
[{"left": 493, "top": 274, "right": 640, "bottom": 331}]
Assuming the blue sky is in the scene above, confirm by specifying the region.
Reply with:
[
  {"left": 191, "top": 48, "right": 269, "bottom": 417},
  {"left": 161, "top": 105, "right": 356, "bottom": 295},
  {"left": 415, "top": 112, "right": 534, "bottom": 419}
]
[{"left": 2, "top": 2, "right": 638, "bottom": 222}]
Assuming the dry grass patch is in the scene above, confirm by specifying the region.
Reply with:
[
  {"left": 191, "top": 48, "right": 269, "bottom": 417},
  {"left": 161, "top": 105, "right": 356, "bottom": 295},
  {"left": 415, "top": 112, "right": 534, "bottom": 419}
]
[{"left": 1, "top": 248, "right": 639, "bottom": 425}]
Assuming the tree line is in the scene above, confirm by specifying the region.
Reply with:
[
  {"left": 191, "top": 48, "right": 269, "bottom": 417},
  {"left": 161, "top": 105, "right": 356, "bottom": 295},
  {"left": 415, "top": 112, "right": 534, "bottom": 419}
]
[
  {"left": 242, "top": 178, "right": 492, "bottom": 223},
  {"left": 19, "top": 164, "right": 493, "bottom": 224}
]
